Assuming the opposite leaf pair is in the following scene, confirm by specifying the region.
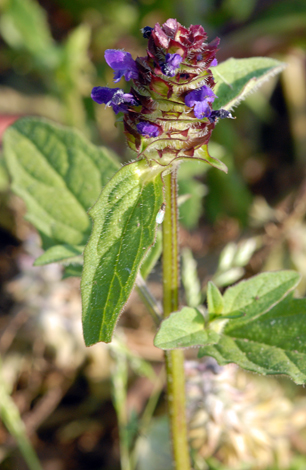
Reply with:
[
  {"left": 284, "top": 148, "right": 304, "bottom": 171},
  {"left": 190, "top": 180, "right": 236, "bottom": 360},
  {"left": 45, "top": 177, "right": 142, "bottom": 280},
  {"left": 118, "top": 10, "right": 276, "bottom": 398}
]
[{"left": 155, "top": 271, "right": 306, "bottom": 384}]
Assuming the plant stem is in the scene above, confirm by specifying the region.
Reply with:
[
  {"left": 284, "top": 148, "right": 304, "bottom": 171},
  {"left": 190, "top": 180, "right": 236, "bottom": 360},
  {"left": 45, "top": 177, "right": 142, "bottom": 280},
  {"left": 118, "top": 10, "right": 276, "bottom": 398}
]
[{"left": 162, "top": 169, "right": 191, "bottom": 470}]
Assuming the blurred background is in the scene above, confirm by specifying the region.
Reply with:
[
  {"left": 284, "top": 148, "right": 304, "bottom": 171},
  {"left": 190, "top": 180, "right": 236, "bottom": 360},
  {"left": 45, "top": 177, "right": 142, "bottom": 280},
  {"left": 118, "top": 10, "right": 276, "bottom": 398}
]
[{"left": 1, "top": 0, "right": 306, "bottom": 469}]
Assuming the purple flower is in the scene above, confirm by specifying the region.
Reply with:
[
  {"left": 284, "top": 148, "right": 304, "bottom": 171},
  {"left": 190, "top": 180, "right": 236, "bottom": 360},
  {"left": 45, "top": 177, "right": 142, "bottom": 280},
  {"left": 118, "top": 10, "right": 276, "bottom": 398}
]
[
  {"left": 137, "top": 121, "right": 160, "bottom": 137},
  {"left": 184, "top": 85, "right": 217, "bottom": 119},
  {"left": 210, "top": 58, "right": 218, "bottom": 66},
  {"left": 161, "top": 53, "right": 183, "bottom": 77},
  {"left": 91, "top": 87, "right": 138, "bottom": 114},
  {"left": 105, "top": 49, "right": 139, "bottom": 83}
]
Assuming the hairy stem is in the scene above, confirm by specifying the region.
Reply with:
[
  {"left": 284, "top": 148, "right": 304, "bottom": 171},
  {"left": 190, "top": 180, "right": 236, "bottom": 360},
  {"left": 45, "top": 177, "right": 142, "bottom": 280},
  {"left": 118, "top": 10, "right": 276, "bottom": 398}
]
[{"left": 162, "top": 169, "right": 191, "bottom": 470}]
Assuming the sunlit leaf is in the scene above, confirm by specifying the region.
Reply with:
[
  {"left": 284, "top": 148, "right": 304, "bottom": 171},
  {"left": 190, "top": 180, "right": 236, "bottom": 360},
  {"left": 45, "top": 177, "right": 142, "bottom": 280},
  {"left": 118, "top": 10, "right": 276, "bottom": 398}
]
[
  {"left": 81, "top": 159, "right": 164, "bottom": 345},
  {"left": 3, "top": 117, "right": 119, "bottom": 248},
  {"left": 222, "top": 270, "right": 300, "bottom": 331},
  {"left": 154, "top": 307, "right": 219, "bottom": 350},
  {"left": 199, "top": 295, "right": 306, "bottom": 384},
  {"left": 207, "top": 282, "right": 224, "bottom": 314},
  {"left": 199, "top": 272, "right": 306, "bottom": 384},
  {"left": 212, "top": 57, "right": 286, "bottom": 111}
]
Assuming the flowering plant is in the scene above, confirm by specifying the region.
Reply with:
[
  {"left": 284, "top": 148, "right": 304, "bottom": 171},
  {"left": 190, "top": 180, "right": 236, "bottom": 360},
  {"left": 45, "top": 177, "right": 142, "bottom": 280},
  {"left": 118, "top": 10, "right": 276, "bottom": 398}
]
[{"left": 4, "top": 18, "right": 303, "bottom": 470}]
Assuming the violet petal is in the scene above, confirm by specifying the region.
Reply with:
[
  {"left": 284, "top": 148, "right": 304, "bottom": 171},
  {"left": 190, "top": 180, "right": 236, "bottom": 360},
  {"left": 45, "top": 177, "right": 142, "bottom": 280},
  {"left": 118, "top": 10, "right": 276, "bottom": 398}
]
[
  {"left": 91, "top": 87, "right": 118, "bottom": 105},
  {"left": 194, "top": 101, "right": 211, "bottom": 119},
  {"left": 137, "top": 121, "right": 160, "bottom": 137},
  {"left": 161, "top": 53, "right": 183, "bottom": 77},
  {"left": 185, "top": 85, "right": 217, "bottom": 109},
  {"left": 91, "top": 87, "right": 137, "bottom": 114},
  {"left": 105, "top": 49, "right": 139, "bottom": 82}
]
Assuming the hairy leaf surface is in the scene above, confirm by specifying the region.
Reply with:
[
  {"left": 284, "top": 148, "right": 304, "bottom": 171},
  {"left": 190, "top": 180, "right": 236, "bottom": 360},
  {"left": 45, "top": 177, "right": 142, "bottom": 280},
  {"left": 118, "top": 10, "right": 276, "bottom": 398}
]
[
  {"left": 212, "top": 57, "right": 286, "bottom": 111},
  {"left": 222, "top": 270, "right": 300, "bottom": 331},
  {"left": 154, "top": 307, "right": 219, "bottom": 350},
  {"left": 81, "top": 159, "right": 164, "bottom": 345},
  {"left": 199, "top": 274, "right": 306, "bottom": 384},
  {"left": 4, "top": 117, "right": 119, "bottom": 247}
]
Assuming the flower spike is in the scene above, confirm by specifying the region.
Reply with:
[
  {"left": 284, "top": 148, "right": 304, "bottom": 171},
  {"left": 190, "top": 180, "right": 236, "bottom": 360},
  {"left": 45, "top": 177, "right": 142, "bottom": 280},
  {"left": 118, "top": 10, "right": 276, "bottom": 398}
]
[{"left": 92, "top": 19, "right": 233, "bottom": 170}]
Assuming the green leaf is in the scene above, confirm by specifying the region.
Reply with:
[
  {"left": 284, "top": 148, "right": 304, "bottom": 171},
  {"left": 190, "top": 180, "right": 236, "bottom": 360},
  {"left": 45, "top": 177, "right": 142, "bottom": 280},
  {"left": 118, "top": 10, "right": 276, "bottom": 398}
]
[
  {"left": 192, "top": 145, "right": 228, "bottom": 173},
  {"left": 212, "top": 57, "right": 286, "bottom": 111},
  {"left": 34, "top": 244, "right": 84, "bottom": 266},
  {"left": 81, "top": 159, "right": 164, "bottom": 345},
  {"left": 62, "top": 264, "right": 83, "bottom": 279},
  {"left": 199, "top": 298, "right": 306, "bottom": 384},
  {"left": 222, "top": 270, "right": 300, "bottom": 331},
  {"left": 199, "top": 272, "right": 306, "bottom": 384},
  {"left": 154, "top": 307, "right": 219, "bottom": 350},
  {"left": 156, "top": 272, "right": 300, "bottom": 352},
  {"left": 3, "top": 117, "right": 119, "bottom": 248},
  {"left": 207, "top": 282, "right": 224, "bottom": 314},
  {"left": 140, "top": 230, "right": 162, "bottom": 280}
]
